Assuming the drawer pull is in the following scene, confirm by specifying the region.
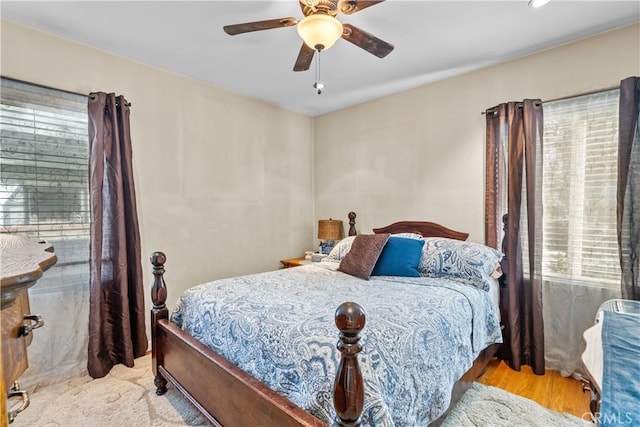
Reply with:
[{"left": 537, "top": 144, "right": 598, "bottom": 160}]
[
  {"left": 20, "top": 314, "right": 44, "bottom": 337},
  {"left": 7, "top": 383, "right": 30, "bottom": 423}
]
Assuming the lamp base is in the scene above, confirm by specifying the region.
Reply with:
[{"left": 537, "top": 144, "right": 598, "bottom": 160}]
[{"left": 320, "top": 240, "right": 335, "bottom": 254}]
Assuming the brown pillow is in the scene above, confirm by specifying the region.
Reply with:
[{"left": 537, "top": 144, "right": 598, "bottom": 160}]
[{"left": 338, "top": 233, "right": 390, "bottom": 280}]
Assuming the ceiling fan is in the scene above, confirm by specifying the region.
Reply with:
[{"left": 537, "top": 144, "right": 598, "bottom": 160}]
[{"left": 223, "top": 0, "right": 394, "bottom": 72}]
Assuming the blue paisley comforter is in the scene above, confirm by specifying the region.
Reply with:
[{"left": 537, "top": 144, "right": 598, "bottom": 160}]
[{"left": 171, "top": 261, "right": 502, "bottom": 426}]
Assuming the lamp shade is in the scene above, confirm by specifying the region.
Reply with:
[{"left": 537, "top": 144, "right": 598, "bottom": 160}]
[
  {"left": 318, "top": 219, "right": 344, "bottom": 241},
  {"left": 297, "top": 14, "right": 343, "bottom": 51}
]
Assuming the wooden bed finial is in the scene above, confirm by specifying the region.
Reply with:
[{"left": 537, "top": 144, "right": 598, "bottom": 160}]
[
  {"left": 150, "top": 251, "right": 168, "bottom": 395},
  {"left": 333, "top": 301, "right": 366, "bottom": 427},
  {"left": 348, "top": 211, "right": 357, "bottom": 236},
  {"left": 151, "top": 251, "right": 167, "bottom": 310}
]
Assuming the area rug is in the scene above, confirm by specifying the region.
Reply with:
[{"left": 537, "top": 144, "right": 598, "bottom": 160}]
[
  {"left": 12, "top": 354, "right": 589, "bottom": 426},
  {"left": 441, "top": 382, "right": 590, "bottom": 427},
  {"left": 12, "top": 354, "right": 208, "bottom": 427}
]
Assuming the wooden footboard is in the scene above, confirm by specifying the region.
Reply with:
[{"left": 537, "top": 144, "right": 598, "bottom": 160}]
[{"left": 150, "top": 252, "right": 366, "bottom": 427}]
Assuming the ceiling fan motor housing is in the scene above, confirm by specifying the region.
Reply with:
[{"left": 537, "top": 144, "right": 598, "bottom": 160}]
[{"left": 300, "top": 0, "right": 340, "bottom": 17}]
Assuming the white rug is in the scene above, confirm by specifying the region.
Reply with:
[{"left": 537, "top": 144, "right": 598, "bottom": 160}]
[
  {"left": 441, "top": 382, "right": 590, "bottom": 427},
  {"left": 12, "top": 354, "right": 208, "bottom": 427},
  {"left": 12, "top": 354, "right": 590, "bottom": 426}
]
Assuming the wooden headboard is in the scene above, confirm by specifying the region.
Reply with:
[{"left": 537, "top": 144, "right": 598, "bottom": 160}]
[
  {"left": 345, "top": 212, "right": 468, "bottom": 241},
  {"left": 372, "top": 221, "right": 469, "bottom": 241}
]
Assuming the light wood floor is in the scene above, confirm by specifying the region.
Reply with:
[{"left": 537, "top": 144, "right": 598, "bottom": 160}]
[{"left": 477, "top": 359, "right": 592, "bottom": 419}]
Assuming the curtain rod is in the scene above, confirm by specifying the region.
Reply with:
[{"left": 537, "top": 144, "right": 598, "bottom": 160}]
[
  {"left": 481, "top": 84, "right": 620, "bottom": 115},
  {"left": 88, "top": 93, "right": 132, "bottom": 107},
  {"left": 542, "top": 84, "right": 620, "bottom": 104},
  {"left": 483, "top": 100, "right": 542, "bottom": 116}
]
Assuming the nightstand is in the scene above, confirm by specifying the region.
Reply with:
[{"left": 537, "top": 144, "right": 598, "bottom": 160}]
[{"left": 280, "top": 257, "right": 311, "bottom": 268}]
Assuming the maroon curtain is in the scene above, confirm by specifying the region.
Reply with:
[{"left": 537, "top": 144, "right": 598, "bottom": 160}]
[
  {"left": 485, "top": 105, "right": 507, "bottom": 249},
  {"left": 485, "top": 99, "right": 545, "bottom": 375},
  {"left": 618, "top": 77, "right": 640, "bottom": 301},
  {"left": 87, "top": 92, "right": 147, "bottom": 378}
]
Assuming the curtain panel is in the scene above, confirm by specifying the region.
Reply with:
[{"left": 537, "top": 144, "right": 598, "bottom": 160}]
[
  {"left": 485, "top": 100, "right": 545, "bottom": 375},
  {"left": 618, "top": 77, "right": 640, "bottom": 301},
  {"left": 87, "top": 92, "right": 147, "bottom": 378},
  {"left": 485, "top": 105, "right": 507, "bottom": 250}
]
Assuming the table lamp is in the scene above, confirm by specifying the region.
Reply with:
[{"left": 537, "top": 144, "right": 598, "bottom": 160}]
[{"left": 318, "top": 219, "right": 343, "bottom": 254}]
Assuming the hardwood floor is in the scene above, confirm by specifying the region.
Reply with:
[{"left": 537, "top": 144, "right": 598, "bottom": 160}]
[{"left": 477, "top": 359, "right": 592, "bottom": 420}]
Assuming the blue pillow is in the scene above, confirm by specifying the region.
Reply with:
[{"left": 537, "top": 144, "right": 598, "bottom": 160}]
[{"left": 371, "top": 236, "right": 425, "bottom": 277}]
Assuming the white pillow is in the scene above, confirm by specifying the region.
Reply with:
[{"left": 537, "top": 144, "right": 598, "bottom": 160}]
[
  {"left": 389, "top": 232, "right": 424, "bottom": 240},
  {"left": 325, "top": 236, "right": 356, "bottom": 262}
]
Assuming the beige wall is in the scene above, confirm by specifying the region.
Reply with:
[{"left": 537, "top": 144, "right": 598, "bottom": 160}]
[
  {"left": 1, "top": 20, "right": 314, "bottom": 308},
  {"left": 2, "top": 20, "right": 639, "bottom": 301},
  {"left": 314, "top": 23, "right": 640, "bottom": 243}
]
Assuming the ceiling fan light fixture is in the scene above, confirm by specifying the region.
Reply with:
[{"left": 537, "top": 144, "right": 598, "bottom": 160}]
[{"left": 297, "top": 14, "right": 343, "bottom": 51}]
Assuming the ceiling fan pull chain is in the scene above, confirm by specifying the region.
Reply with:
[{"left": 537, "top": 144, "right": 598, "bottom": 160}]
[{"left": 314, "top": 48, "right": 324, "bottom": 95}]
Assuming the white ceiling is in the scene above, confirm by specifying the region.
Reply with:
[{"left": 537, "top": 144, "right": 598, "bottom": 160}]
[{"left": 2, "top": 1, "right": 639, "bottom": 116}]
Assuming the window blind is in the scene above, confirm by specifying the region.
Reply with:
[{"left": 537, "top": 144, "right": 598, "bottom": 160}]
[
  {"left": 0, "top": 78, "right": 89, "bottom": 291},
  {"left": 542, "top": 89, "right": 620, "bottom": 287}
]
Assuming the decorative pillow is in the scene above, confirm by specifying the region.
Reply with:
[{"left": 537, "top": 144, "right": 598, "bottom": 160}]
[
  {"left": 338, "top": 234, "right": 390, "bottom": 280},
  {"left": 419, "top": 237, "right": 503, "bottom": 291},
  {"left": 371, "top": 236, "right": 425, "bottom": 277},
  {"left": 325, "top": 236, "right": 356, "bottom": 262}
]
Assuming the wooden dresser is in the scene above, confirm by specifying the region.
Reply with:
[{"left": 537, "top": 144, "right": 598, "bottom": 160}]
[{"left": 1, "top": 234, "right": 57, "bottom": 425}]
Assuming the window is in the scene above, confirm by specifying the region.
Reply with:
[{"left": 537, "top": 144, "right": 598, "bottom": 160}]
[
  {"left": 542, "top": 89, "right": 620, "bottom": 287},
  {"left": 0, "top": 78, "right": 90, "bottom": 291}
]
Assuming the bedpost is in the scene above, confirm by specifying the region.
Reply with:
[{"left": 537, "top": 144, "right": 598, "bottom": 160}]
[
  {"left": 333, "top": 301, "right": 365, "bottom": 427},
  {"left": 150, "top": 251, "right": 168, "bottom": 396},
  {"left": 348, "top": 211, "right": 357, "bottom": 236}
]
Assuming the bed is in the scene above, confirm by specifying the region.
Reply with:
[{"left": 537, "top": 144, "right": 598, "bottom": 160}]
[{"left": 150, "top": 213, "right": 503, "bottom": 426}]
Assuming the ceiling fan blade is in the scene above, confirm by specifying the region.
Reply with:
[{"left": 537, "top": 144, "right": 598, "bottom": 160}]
[
  {"left": 293, "top": 43, "right": 315, "bottom": 72},
  {"left": 223, "top": 17, "right": 297, "bottom": 35},
  {"left": 341, "top": 23, "right": 394, "bottom": 58},
  {"left": 338, "top": 1, "right": 385, "bottom": 15}
]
